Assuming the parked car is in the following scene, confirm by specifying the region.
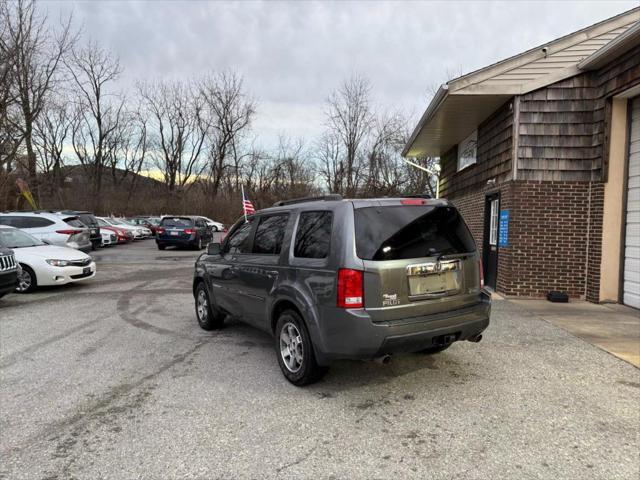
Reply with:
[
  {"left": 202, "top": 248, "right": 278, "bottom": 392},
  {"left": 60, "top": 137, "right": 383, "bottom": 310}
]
[
  {"left": 0, "top": 225, "right": 96, "bottom": 293},
  {"left": 98, "top": 217, "right": 145, "bottom": 240},
  {"left": 129, "top": 217, "right": 159, "bottom": 236},
  {"left": 202, "top": 217, "right": 225, "bottom": 232},
  {"left": 56, "top": 211, "right": 101, "bottom": 250},
  {"left": 96, "top": 218, "right": 132, "bottom": 243},
  {"left": 100, "top": 230, "right": 117, "bottom": 247},
  {"left": 157, "top": 216, "right": 212, "bottom": 250},
  {"left": 0, "top": 212, "right": 92, "bottom": 252},
  {"left": 0, "top": 247, "right": 19, "bottom": 299},
  {"left": 192, "top": 195, "right": 491, "bottom": 385},
  {"left": 116, "top": 218, "right": 153, "bottom": 238}
]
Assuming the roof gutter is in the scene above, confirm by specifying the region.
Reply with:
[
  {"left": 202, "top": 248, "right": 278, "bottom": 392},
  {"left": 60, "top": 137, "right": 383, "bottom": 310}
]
[
  {"left": 578, "top": 20, "right": 640, "bottom": 70},
  {"left": 402, "top": 84, "right": 449, "bottom": 158}
]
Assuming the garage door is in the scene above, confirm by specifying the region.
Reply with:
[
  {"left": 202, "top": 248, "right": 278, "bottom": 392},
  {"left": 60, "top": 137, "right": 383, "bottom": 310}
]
[{"left": 623, "top": 96, "right": 640, "bottom": 309}]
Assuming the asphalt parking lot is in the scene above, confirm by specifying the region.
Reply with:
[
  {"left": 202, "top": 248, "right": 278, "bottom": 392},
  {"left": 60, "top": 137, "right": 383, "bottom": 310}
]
[{"left": 1, "top": 240, "right": 639, "bottom": 479}]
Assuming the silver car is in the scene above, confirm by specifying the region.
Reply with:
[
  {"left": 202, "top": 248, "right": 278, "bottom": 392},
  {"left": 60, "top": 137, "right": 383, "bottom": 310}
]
[
  {"left": 193, "top": 195, "right": 490, "bottom": 386},
  {"left": 0, "top": 212, "right": 92, "bottom": 252}
]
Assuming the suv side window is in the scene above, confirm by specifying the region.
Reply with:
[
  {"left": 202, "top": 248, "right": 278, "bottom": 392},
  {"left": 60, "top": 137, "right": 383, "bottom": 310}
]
[
  {"left": 225, "top": 219, "right": 254, "bottom": 254},
  {"left": 253, "top": 214, "right": 288, "bottom": 255},
  {"left": 25, "top": 217, "right": 55, "bottom": 228},
  {"left": 294, "top": 211, "right": 332, "bottom": 259}
]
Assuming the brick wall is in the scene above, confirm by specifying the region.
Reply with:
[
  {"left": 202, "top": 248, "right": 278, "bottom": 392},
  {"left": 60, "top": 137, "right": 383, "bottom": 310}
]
[
  {"left": 450, "top": 180, "right": 603, "bottom": 300},
  {"left": 506, "top": 180, "right": 604, "bottom": 299}
]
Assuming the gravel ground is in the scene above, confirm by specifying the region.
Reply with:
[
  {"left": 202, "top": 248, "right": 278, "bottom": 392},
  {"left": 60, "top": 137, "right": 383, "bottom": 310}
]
[{"left": 1, "top": 240, "right": 638, "bottom": 480}]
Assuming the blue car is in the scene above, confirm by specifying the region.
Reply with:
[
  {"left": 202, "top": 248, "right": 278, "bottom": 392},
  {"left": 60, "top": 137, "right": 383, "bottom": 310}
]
[{"left": 156, "top": 216, "right": 212, "bottom": 250}]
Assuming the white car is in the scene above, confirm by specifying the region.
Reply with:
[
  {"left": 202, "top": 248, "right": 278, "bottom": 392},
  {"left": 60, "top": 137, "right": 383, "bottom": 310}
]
[
  {"left": 201, "top": 217, "right": 225, "bottom": 232},
  {"left": 0, "top": 212, "right": 92, "bottom": 252},
  {"left": 98, "top": 217, "right": 146, "bottom": 240},
  {"left": 116, "top": 218, "right": 153, "bottom": 238},
  {"left": 100, "top": 230, "right": 117, "bottom": 246},
  {"left": 0, "top": 226, "right": 96, "bottom": 293}
]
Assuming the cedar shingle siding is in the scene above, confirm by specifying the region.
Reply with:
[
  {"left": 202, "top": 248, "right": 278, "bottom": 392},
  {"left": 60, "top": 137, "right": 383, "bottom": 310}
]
[
  {"left": 517, "top": 44, "right": 640, "bottom": 182},
  {"left": 439, "top": 100, "right": 513, "bottom": 198}
]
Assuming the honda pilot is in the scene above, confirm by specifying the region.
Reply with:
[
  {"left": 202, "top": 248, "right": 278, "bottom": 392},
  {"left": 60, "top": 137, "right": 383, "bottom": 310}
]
[{"left": 193, "top": 195, "right": 490, "bottom": 385}]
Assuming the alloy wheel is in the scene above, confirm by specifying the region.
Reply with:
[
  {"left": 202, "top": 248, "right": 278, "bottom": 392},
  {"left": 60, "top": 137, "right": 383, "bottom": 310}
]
[
  {"left": 17, "top": 270, "right": 32, "bottom": 292},
  {"left": 279, "top": 322, "right": 304, "bottom": 373},
  {"left": 196, "top": 290, "right": 208, "bottom": 322}
]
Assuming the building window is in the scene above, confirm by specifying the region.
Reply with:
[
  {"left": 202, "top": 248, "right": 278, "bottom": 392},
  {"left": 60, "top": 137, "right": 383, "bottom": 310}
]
[
  {"left": 457, "top": 130, "right": 477, "bottom": 171},
  {"left": 489, "top": 198, "right": 499, "bottom": 246}
]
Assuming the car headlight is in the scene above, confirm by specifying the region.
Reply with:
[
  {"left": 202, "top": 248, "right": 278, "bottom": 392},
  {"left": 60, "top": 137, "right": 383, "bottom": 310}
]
[{"left": 46, "top": 259, "right": 70, "bottom": 267}]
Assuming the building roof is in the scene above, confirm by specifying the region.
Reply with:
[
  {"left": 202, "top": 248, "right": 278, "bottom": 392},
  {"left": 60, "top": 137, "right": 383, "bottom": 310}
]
[{"left": 404, "top": 7, "right": 640, "bottom": 158}]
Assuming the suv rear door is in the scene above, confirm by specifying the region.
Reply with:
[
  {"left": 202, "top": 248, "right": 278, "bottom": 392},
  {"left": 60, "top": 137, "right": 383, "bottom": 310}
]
[{"left": 354, "top": 200, "right": 482, "bottom": 322}]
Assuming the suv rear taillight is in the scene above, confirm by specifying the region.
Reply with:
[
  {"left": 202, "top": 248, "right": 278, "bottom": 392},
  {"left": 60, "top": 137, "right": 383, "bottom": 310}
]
[
  {"left": 157, "top": 227, "right": 165, "bottom": 235},
  {"left": 56, "top": 229, "right": 82, "bottom": 235},
  {"left": 337, "top": 268, "right": 364, "bottom": 308},
  {"left": 184, "top": 229, "right": 195, "bottom": 235},
  {"left": 478, "top": 259, "right": 484, "bottom": 289}
]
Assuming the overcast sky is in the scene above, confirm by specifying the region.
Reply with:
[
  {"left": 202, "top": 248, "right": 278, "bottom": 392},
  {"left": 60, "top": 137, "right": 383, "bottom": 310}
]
[{"left": 46, "top": 0, "right": 639, "bottom": 149}]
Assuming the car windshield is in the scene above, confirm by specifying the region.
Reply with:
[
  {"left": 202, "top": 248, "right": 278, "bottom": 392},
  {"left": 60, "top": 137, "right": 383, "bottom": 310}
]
[
  {"left": 107, "top": 218, "right": 124, "bottom": 226},
  {"left": 354, "top": 205, "right": 477, "bottom": 261},
  {"left": 0, "top": 229, "right": 44, "bottom": 248}
]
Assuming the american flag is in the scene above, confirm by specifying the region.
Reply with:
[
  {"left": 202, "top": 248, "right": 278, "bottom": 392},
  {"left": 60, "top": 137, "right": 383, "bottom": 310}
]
[
  {"left": 243, "top": 198, "right": 255, "bottom": 215},
  {"left": 242, "top": 185, "right": 255, "bottom": 216}
]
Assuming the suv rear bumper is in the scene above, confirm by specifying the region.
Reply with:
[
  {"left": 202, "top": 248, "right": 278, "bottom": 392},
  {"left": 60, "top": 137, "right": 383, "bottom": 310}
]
[{"left": 312, "top": 291, "right": 491, "bottom": 364}]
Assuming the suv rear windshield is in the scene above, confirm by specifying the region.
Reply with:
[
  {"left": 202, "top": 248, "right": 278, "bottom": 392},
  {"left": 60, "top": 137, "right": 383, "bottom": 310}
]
[
  {"left": 354, "top": 205, "right": 476, "bottom": 261},
  {"left": 63, "top": 217, "right": 86, "bottom": 228},
  {"left": 161, "top": 217, "right": 193, "bottom": 227}
]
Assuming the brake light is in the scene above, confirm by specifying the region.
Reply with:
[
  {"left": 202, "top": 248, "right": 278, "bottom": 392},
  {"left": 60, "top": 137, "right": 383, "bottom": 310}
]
[
  {"left": 401, "top": 198, "right": 426, "bottom": 205},
  {"left": 157, "top": 227, "right": 165, "bottom": 235},
  {"left": 478, "top": 259, "right": 484, "bottom": 289},
  {"left": 184, "top": 229, "right": 195, "bottom": 235},
  {"left": 337, "top": 268, "right": 364, "bottom": 308},
  {"left": 56, "top": 229, "right": 82, "bottom": 235}
]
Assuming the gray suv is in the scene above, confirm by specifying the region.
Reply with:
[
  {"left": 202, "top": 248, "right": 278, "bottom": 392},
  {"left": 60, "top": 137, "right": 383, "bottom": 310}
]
[{"left": 193, "top": 195, "right": 490, "bottom": 385}]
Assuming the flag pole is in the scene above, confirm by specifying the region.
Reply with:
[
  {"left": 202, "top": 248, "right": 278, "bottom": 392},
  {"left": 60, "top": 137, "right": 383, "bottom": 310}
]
[{"left": 241, "top": 184, "right": 247, "bottom": 222}]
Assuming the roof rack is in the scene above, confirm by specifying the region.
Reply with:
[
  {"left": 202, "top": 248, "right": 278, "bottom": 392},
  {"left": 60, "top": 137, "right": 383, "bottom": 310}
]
[{"left": 272, "top": 194, "right": 343, "bottom": 207}]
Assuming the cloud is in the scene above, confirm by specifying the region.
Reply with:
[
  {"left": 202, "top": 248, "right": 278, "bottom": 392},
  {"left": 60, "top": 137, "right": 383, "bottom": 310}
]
[{"left": 45, "top": 0, "right": 639, "bottom": 149}]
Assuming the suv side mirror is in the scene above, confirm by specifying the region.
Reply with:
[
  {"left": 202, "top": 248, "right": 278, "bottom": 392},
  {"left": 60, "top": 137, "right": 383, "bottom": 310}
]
[{"left": 207, "top": 242, "right": 221, "bottom": 256}]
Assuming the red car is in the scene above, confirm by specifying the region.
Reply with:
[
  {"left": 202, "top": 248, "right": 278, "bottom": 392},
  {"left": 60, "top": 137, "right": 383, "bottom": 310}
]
[{"left": 96, "top": 219, "right": 132, "bottom": 244}]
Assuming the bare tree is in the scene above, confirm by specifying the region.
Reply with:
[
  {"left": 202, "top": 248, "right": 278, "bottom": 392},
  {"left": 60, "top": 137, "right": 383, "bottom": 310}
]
[
  {"left": 33, "top": 98, "right": 72, "bottom": 204},
  {"left": 199, "top": 72, "right": 255, "bottom": 196},
  {"left": 68, "top": 42, "right": 125, "bottom": 211},
  {"left": 138, "top": 80, "right": 207, "bottom": 195},
  {"left": 325, "top": 75, "right": 373, "bottom": 196},
  {"left": 2, "top": 0, "right": 75, "bottom": 194}
]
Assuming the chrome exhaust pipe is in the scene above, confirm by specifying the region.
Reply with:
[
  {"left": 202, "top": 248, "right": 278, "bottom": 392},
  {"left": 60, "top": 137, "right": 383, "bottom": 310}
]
[
  {"left": 468, "top": 334, "right": 483, "bottom": 343},
  {"left": 373, "top": 354, "right": 392, "bottom": 365}
]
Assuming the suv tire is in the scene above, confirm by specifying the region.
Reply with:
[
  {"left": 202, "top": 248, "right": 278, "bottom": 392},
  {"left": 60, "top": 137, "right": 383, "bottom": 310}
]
[
  {"left": 157, "top": 243, "right": 166, "bottom": 250},
  {"left": 195, "top": 283, "right": 224, "bottom": 330},
  {"left": 275, "top": 310, "right": 326, "bottom": 386}
]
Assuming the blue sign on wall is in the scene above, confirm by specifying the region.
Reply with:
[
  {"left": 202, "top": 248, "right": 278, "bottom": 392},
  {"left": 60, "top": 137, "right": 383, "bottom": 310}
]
[{"left": 498, "top": 210, "right": 509, "bottom": 248}]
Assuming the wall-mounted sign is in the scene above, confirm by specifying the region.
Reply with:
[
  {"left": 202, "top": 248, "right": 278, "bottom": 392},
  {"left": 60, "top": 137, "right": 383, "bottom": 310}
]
[
  {"left": 498, "top": 210, "right": 509, "bottom": 248},
  {"left": 457, "top": 130, "right": 477, "bottom": 171}
]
